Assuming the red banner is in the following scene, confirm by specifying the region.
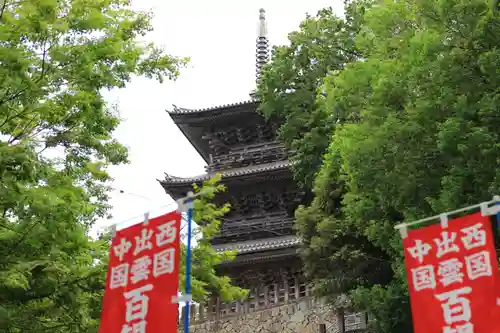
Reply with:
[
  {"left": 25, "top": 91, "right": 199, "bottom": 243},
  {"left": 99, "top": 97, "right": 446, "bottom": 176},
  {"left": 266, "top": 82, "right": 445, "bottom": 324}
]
[
  {"left": 403, "top": 212, "right": 500, "bottom": 333},
  {"left": 99, "top": 211, "right": 181, "bottom": 333}
]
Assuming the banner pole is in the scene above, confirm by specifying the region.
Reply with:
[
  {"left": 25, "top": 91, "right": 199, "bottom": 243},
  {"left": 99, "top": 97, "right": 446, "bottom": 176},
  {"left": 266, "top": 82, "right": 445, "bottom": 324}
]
[
  {"left": 494, "top": 195, "right": 500, "bottom": 229},
  {"left": 496, "top": 197, "right": 500, "bottom": 306},
  {"left": 395, "top": 196, "right": 500, "bottom": 235},
  {"left": 183, "top": 192, "right": 194, "bottom": 333}
]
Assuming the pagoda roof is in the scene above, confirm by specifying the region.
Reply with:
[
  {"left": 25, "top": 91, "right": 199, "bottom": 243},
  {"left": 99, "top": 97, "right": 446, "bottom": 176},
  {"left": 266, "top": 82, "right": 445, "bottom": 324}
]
[
  {"left": 213, "top": 235, "right": 300, "bottom": 254},
  {"left": 166, "top": 99, "right": 263, "bottom": 163},
  {"left": 160, "top": 160, "right": 292, "bottom": 190},
  {"left": 168, "top": 99, "right": 258, "bottom": 116}
]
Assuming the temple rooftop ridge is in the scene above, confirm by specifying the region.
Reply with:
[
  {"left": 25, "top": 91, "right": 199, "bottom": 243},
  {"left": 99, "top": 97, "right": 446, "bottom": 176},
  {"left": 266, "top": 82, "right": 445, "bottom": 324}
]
[
  {"left": 160, "top": 160, "right": 293, "bottom": 185},
  {"left": 213, "top": 235, "right": 300, "bottom": 254},
  {"left": 167, "top": 99, "right": 258, "bottom": 115}
]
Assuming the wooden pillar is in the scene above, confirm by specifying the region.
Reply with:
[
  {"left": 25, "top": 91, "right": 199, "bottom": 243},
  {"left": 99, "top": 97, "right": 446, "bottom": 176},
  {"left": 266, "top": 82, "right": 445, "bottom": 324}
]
[
  {"left": 283, "top": 278, "right": 289, "bottom": 304},
  {"left": 215, "top": 297, "right": 220, "bottom": 318},
  {"left": 254, "top": 286, "right": 260, "bottom": 310},
  {"left": 263, "top": 285, "right": 269, "bottom": 307},
  {"left": 180, "top": 305, "right": 186, "bottom": 324},
  {"left": 198, "top": 303, "right": 205, "bottom": 322},
  {"left": 305, "top": 283, "right": 311, "bottom": 297},
  {"left": 189, "top": 304, "right": 196, "bottom": 321},
  {"left": 337, "top": 308, "right": 346, "bottom": 333},
  {"left": 294, "top": 276, "right": 300, "bottom": 300},
  {"left": 206, "top": 298, "right": 213, "bottom": 319}
]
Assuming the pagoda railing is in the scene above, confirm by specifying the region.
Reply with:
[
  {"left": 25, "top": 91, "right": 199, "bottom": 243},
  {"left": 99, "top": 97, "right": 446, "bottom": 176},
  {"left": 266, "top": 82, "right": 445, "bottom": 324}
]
[
  {"left": 214, "top": 212, "right": 294, "bottom": 241},
  {"left": 206, "top": 141, "right": 289, "bottom": 172},
  {"left": 178, "top": 278, "right": 369, "bottom": 332},
  {"left": 179, "top": 277, "right": 309, "bottom": 324}
]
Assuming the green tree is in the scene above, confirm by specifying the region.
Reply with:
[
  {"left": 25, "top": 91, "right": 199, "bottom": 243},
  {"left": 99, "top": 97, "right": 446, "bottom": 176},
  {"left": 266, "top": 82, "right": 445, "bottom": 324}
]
[
  {"left": 296, "top": 0, "right": 500, "bottom": 332},
  {"left": 180, "top": 175, "right": 248, "bottom": 302},
  {"left": 0, "top": 0, "right": 242, "bottom": 332},
  {"left": 255, "top": 2, "right": 369, "bottom": 189}
]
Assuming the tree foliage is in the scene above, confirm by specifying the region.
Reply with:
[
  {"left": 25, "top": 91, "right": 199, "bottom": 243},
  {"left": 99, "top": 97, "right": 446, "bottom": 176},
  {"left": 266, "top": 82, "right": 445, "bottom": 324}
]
[
  {"left": 0, "top": 0, "right": 241, "bottom": 332},
  {"left": 261, "top": 0, "right": 500, "bottom": 332},
  {"left": 255, "top": 4, "right": 365, "bottom": 189}
]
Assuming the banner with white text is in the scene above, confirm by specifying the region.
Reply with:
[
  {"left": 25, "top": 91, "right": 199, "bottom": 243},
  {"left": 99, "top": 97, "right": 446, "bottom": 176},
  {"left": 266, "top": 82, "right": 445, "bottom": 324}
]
[
  {"left": 99, "top": 211, "right": 181, "bottom": 333},
  {"left": 403, "top": 212, "right": 500, "bottom": 333}
]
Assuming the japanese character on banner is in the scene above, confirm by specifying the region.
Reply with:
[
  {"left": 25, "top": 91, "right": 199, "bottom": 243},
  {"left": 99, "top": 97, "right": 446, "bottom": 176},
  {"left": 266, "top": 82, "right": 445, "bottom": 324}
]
[
  {"left": 412, "top": 265, "right": 436, "bottom": 291},
  {"left": 130, "top": 256, "right": 152, "bottom": 284},
  {"left": 437, "top": 258, "right": 463, "bottom": 287},
  {"left": 110, "top": 263, "right": 129, "bottom": 289},
  {"left": 153, "top": 248, "right": 175, "bottom": 277},
  {"left": 134, "top": 229, "right": 154, "bottom": 255},
  {"left": 99, "top": 211, "right": 182, "bottom": 333},
  {"left": 114, "top": 238, "right": 132, "bottom": 261},
  {"left": 434, "top": 231, "right": 459, "bottom": 258},
  {"left": 402, "top": 212, "right": 500, "bottom": 333},
  {"left": 460, "top": 223, "right": 486, "bottom": 250},
  {"left": 436, "top": 287, "right": 474, "bottom": 333},
  {"left": 435, "top": 287, "right": 472, "bottom": 324},
  {"left": 124, "top": 284, "right": 153, "bottom": 323},
  {"left": 464, "top": 251, "right": 492, "bottom": 280},
  {"left": 407, "top": 239, "right": 432, "bottom": 264},
  {"left": 156, "top": 220, "right": 177, "bottom": 246}
]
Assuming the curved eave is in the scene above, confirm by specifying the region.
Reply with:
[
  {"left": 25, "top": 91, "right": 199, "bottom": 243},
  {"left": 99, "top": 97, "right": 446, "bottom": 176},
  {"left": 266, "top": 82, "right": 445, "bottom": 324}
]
[
  {"left": 172, "top": 123, "right": 210, "bottom": 164},
  {"left": 214, "top": 235, "right": 300, "bottom": 254},
  {"left": 218, "top": 246, "right": 300, "bottom": 266},
  {"left": 167, "top": 101, "right": 261, "bottom": 126},
  {"left": 167, "top": 100, "right": 259, "bottom": 117},
  {"left": 159, "top": 161, "right": 293, "bottom": 197},
  {"left": 166, "top": 100, "right": 262, "bottom": 163}
]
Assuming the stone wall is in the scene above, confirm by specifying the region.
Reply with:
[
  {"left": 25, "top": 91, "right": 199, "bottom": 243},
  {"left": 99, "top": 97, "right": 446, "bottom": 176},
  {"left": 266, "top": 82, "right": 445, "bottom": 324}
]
[{"left": 179, "top": 298, "right": 340, "bottom": 333}]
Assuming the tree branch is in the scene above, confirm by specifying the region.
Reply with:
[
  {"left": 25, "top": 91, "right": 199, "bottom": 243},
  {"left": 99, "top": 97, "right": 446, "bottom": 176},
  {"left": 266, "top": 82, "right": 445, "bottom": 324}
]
[
  {"left": 7, "top": 112, "right": 40, "bottom": 144},
  {"left": 0, "top": 39, "right": 49, "bottom": 110},
  {"left": 0, "top": 0, "right": 8, "bottom": 22}
]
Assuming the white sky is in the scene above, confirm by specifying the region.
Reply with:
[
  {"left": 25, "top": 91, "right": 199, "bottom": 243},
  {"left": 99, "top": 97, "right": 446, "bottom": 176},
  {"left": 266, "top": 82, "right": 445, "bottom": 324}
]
[{"left": 98, "top": 0, "right": 344, "bottom": 232}]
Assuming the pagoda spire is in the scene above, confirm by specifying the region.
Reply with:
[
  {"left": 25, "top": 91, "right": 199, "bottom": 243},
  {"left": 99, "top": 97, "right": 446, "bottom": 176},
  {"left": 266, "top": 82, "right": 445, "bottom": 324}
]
[{"left": 255, "top": 8, "right": 269, "bottom": 84}]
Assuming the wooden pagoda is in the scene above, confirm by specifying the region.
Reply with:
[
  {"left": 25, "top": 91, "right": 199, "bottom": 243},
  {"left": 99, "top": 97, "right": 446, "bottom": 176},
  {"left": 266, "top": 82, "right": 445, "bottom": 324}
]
[
  {"left": 159, "top": 8, "right": 351, "bottom": 330},
  {"left": 160, "top": 98, "right": 307, "bottom": 309}
]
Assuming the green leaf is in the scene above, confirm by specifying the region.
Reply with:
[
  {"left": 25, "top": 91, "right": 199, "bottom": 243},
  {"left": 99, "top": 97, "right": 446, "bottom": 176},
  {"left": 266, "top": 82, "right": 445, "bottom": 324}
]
[
  {"left": 0, "top": 0, "right": 189, "bottom": 331},
  {"left": 258, "top": 0, "right": 500, "bottom": 332}
]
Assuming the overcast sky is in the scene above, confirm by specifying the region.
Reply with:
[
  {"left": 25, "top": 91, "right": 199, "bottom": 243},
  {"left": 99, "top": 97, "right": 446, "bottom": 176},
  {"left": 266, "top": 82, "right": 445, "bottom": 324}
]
[{"left": 98, "top": 0, "right": 344, "bottom": 233}]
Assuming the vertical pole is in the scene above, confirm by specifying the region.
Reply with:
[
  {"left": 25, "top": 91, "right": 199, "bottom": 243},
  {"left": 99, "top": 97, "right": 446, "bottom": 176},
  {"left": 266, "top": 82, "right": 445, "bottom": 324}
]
[
  {"left": 183, "top": 194, "right": 194, "bottom": 333},
  {"left": 495, "top": 198, "right": 500, "bottom": 306},
  {"left": 495, "top": 198, "right": 500, "bottom": 229},
  {"left": 337, "top": 308, "right": 346, "bottom": 333}
]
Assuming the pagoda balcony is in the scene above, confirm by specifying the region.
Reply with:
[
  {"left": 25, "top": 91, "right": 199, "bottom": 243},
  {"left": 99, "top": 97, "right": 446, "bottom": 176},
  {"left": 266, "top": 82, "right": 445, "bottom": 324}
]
[
  {"left": 205, "top": 141, "right": 290, "bottom": 173},
  {"left": 178, "top": 281, "right": 370, "bottom": 332},
  {"left": 212, "top": 212, "right": 295, "bottom": 244},
  {"left": 180, "top": 278, "right": 311, "bottom": 323}
]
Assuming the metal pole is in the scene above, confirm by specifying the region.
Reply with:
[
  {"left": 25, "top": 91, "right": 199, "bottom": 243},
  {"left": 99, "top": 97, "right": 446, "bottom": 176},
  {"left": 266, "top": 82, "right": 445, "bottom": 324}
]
[
  {"left": 395, "top": 196, "right": 500, "bottom": 231},
  {"left": 183, "top": 196, "right": 194, "bottom": 333},
  {"left": 495, "top": 199, "right": 500, "bottom": 229},
  {"left": 495, "top": 199, "right": 500, "bottom": 306}
]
